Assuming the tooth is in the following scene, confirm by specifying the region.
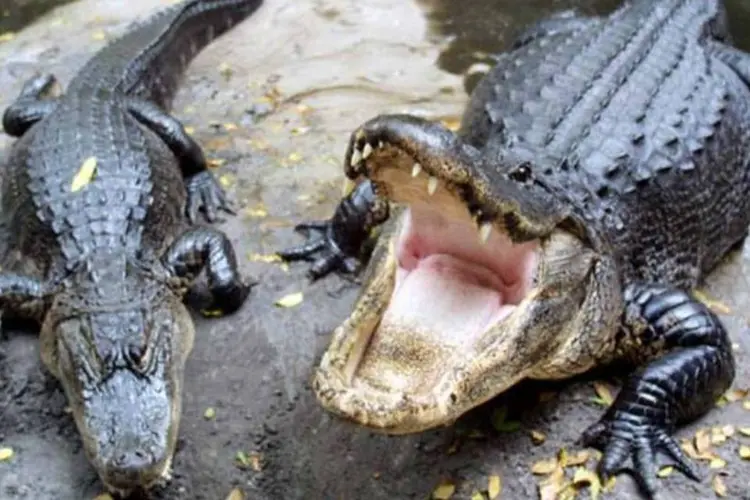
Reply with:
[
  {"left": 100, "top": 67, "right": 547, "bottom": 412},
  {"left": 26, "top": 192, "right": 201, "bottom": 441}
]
[
  {"left": 362, "top": 143, "right": 373, "bottom": 159},
  {"left": 479, "top": 222, "right": 492, "bottom": 244},
  {"left": 350, "top": 148, "right": 362, "bottom": 166},
  {"left": 411, "top": 163, "right": 422, "bottom": 177},
  {"left": 427, "top": 176, "right": 438, "bottom": 195}
]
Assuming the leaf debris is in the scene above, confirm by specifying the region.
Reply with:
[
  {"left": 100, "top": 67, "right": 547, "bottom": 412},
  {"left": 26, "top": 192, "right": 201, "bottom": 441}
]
[
  {"left": 275, "top": 292, "right": 303, "bottom": 308},
  {"left": 591, "top": 382, "right": 614, "bottom": 407},
  {"left": 432, "top": 483, "right": 455, "bottom": 499},
  {"left": 693, "top": 289, "right": 731, "bottom": 314},
  {"left": 93, "top": 494, "right": 114, "bottom": 500},
  {"left": 487, "top": 475, "right": 501, "bottom": 499},
  {"left": 572, "top": 467, "right": 602, "bottom": 500},
  {"left": 740, "top": 445, "right": 750, "bottom": 459},
  {"left": 529, "top": 430, "right": 546, "bottom": 445},
  {"left": 0, "top": 447, "right": 14, "bottom": 461},
  {"left": 657, "top": 466, "right": 673, "bottom": 478},
  {"left": 712, "top": 475, "right": 727, "bottom": 497},
  {"left": 225, "top": 487, "right": 244, "bottom": 500},
  {"left": 0, "top": 32, "right": 15, "bottom": 42},
  {"left": 203, "top": 407, "right": 216, "bottom": 420},
  {"left": 71, "top": 156, "right": 97, "bottom": 192}
]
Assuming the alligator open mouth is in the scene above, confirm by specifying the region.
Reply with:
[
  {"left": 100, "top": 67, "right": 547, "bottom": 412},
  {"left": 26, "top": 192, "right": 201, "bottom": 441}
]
[{"left": 313, "top": 116, "right": 602, "bottom": 433}]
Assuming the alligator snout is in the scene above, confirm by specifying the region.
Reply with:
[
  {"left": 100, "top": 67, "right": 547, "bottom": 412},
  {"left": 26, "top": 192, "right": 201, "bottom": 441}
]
[{"left": 103, "top": 447, "right": 168, "bottom": 491}]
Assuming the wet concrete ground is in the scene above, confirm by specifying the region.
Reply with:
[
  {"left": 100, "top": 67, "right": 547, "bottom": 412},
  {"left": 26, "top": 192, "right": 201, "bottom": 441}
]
[{"left": 1, "top": 1, "right": 750, "bottom": 499}]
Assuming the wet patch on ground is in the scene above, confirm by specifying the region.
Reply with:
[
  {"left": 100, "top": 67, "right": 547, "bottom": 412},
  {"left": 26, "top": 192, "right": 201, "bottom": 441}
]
[{"left": 0, "top": 1, "right": 749, "bottom": 499}]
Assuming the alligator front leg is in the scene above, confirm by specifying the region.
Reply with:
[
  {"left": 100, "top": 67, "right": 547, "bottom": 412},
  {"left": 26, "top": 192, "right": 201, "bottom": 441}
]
[
  {"left": 580, "top": 283, "right": 735, "bottom": 497},
  {"left": 277, "top": 180, "right": 389, "bottom": 280},
  {"left": 126, "top": 98, "right": 232, "bottom": 223},
  {"left": 2, "top": 74, "right": 60, "bottom": 137},
  {"left": 161, "top": 227, "right": 252, "bottom": 316}
]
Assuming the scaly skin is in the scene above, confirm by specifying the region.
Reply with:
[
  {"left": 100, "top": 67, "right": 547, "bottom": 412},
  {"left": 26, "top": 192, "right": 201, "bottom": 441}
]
[
  {"left": 280, "top": 0, "right": 745, "bottom": 497},
  {"left": 0, "top": 0, "right": 262, "bottom": 494}
]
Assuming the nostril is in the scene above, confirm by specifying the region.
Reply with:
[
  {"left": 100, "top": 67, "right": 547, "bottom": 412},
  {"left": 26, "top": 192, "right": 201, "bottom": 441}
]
[{"left": 113, "top": 449, "right": 153, "bottom": 471}]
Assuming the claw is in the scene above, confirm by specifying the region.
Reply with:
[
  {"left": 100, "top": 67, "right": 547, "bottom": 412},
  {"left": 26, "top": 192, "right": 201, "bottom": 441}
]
[
  {"left": 184, "top": 171, "right": 233, "bottom": 224},
  {"left": 580, "top": 417, "right": 701, "bottom": 499}
]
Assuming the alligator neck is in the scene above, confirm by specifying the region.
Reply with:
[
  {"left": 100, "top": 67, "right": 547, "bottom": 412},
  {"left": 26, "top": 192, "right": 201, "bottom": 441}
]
[{"left": 66, "top": 0, "right": 263, "bottom": 109}]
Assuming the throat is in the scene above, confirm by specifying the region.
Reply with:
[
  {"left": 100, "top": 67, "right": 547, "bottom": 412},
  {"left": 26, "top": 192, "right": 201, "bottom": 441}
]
[{"left": 383, "top": 254, "right": 513, "bottom": 344}]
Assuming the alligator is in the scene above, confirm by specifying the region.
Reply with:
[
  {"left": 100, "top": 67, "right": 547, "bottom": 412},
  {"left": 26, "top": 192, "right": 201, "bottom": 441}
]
[
  {"left": 0, "top": 0, "right": 260, "bottom": 494},
  {"left": 279, "top": 0, "right": 749, "bottom": 496}
]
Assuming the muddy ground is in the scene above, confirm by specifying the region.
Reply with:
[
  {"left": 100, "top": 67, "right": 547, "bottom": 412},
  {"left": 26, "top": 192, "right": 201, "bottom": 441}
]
[{"left": 1, "top": 1, "right": 750, "bottom": 499}]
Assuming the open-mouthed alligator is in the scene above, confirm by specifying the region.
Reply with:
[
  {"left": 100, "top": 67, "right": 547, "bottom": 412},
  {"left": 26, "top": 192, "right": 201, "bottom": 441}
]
[
  {"left": 278, "top": 0, "right": 749, "bottom": 496},
  {"left": 0, "top": 0, "right": 262, "bottom": 495}
]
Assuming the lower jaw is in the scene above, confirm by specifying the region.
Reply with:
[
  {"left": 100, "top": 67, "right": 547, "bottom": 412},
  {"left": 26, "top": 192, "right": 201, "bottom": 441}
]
[{"left": 101, "top": 455, "right": 173, "bottom": 495}]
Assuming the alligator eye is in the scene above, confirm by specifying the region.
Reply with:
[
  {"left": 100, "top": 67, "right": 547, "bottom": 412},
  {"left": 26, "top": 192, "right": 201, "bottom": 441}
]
[{"left": 509, "top": 162, "right": 532, "bottom": 183}]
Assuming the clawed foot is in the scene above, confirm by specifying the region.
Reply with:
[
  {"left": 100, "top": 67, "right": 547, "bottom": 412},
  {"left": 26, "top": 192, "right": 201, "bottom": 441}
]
[
  {"left": 277, "top": 221, "right": 361, "bottom": 280},
  {"left": 579, "top": 416, "right": 700, "bottom": 498},
  {"left": 185, "top": 171, "right": 235, "bottom": 223}
]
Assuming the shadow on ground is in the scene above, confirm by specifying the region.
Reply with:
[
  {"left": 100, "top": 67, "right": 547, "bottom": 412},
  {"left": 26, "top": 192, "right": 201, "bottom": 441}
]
[{"left": 1, "top": 1, "right": 750, "bottom": 499}]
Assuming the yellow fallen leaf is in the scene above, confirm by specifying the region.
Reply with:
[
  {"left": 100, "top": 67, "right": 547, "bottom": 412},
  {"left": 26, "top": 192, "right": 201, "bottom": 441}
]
[
  {"left": 204, "top": 407, "right": 216, "bottom": 420},
  {"left": 657, "top": 466, "right": 673, "bottom": 478},
  {"left": 471, "top": 492, "right": 485, "bottom": 500},
  {"left": 743, "top": 400, "right": 750, "bottom": 410},
  {"left": 223, "top": 123, "right": 238, "bottom": 131},
  {"left": 693, "top": 289, "right": 731, "bottom": 314},
  {"left": 0, "top": 32, "right": 15, "bottom": 42},
  {"left": 248, "top": 253, "right": 283, "bottom": 264},
  {"left": 432, "top": 483, "right": 455, "bottom": 499},
  {"left": 296, "top": 104, "right": 311, "bottom": 113},
  {"left": 529, "top": 430, "right": 546, "bottom": 445},
  {"left": 738, "top": 427, "right": 750, "bottom": 436},
  {"left": 681, "top": 439, "right": 700, "bottom": 459},
  {"left": 225, "top": 487, "right": 244, "bottom": 500},
  {"left": 276, "top": 292, "right": 303, "bottom": 308},
  {"left": 93, "top": 495, "right": 113, "bottom": 500},
  {"left": 248, "top": 452, "right": 262, "bottom": 472},
  {"left": 709, "top": 457, "right": 726, "bottom": 469},
  {"left": 724, "top": 389, "right": 748, "bottom": 402},
  {"left": 488, "top": 475, "right": 501, "bottom": 499},
  {"left": 0, "top": 447, "right": 13, "bottom": 461},
  {"left": 207, "top": 158, "right": 226, "bottom": 168},
  {"left": 219, "top": 174, "right": 233, "bottom": 188},
  {"left": 531, "top": 457, "right": 559, "bottom": 475},
  {"left": 564, "top": 450, "right": 590, "bottom": 467},
  {"left": 712, "top": 475, "right": 727, "bottom": 497},
  {"left": 592, "top": 382, "right": 614, "bottom": 407},
  {"left": 219, "top": 62, "right": 233, "bottom": 79},
  {"left": 722, "top": 425, "right": 735, "bottom": 437},
  {"left": 288, "top": 152, "right": 303, "bottom": 163},
  {"left": 740, "top": 445, "right": 750, "bottom": 459},
  {"left": 695, "top": 429, "right": 712, "bottom": 454},
  {"left": 440, "top": 117, "right": 462, "bottom": 131},
  {"left": 91, "top": 30, "right": 106, "bottom": 41},
  {"left": 538, "top": 467, "right": 567, "bottom": 500},
  {"left": 71, "top": 156, "right": 97, "bottom": 192},
  {"left": 572, "top": 467, "right": 602, "bottom": 500},
  {"left": 602, "top": 476, "right": 617, "bottom": 492}
]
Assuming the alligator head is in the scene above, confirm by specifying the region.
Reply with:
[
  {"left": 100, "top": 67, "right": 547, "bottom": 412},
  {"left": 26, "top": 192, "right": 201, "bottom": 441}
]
[
  {"left": 313, "top": 115, "right": 623, "bottom": 433},
  {"left": 38, "top": 257, "right": 193, "bottom": 495}
]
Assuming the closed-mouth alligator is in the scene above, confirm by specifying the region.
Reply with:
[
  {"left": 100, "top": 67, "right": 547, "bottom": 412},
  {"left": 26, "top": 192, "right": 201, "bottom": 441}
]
[
  {"left": 0, "top": 0, "right": 261, "bottom": 494},
  {"left": 279, "top": 0, "right": 748, "bottom": 496}
]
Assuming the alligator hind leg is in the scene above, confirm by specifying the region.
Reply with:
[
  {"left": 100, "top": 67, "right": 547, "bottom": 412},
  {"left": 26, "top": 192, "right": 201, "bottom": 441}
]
[
  {"left": 161, "top": 227, "right": 253, "bottom": 316},
  {"left": 2, "top": 74, "right": 60, "bottom": 137},
  {"left": 126, "top": 98, "right": 232, "bottom": 224},
  {"left": 0, "top": 273, "right": 48, "bottom": 330},
  {"left": 580, "top": 283, "right": 735, "bottom": 497},
  {"left": 277, "top": 181, "right": 389, "bottom": 280}
]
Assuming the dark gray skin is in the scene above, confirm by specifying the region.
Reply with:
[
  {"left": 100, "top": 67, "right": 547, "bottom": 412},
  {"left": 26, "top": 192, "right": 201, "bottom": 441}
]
[
  {"left": 0, "top": 0, "right": 262, "bottom": 494},
  {"left": 280, "top": 0, "right": 748, "bottom": 497}
]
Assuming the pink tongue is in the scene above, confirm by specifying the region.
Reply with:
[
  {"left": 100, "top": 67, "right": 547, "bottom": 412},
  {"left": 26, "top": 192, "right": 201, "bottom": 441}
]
[{"left": 381, "top": 254, "right": 502, "bottom": 344}]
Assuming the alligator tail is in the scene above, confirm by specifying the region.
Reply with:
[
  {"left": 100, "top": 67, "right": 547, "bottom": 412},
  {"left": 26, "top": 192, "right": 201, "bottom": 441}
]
[{"left": 73, "top": 0, "right": 264, "bottom": 108}]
